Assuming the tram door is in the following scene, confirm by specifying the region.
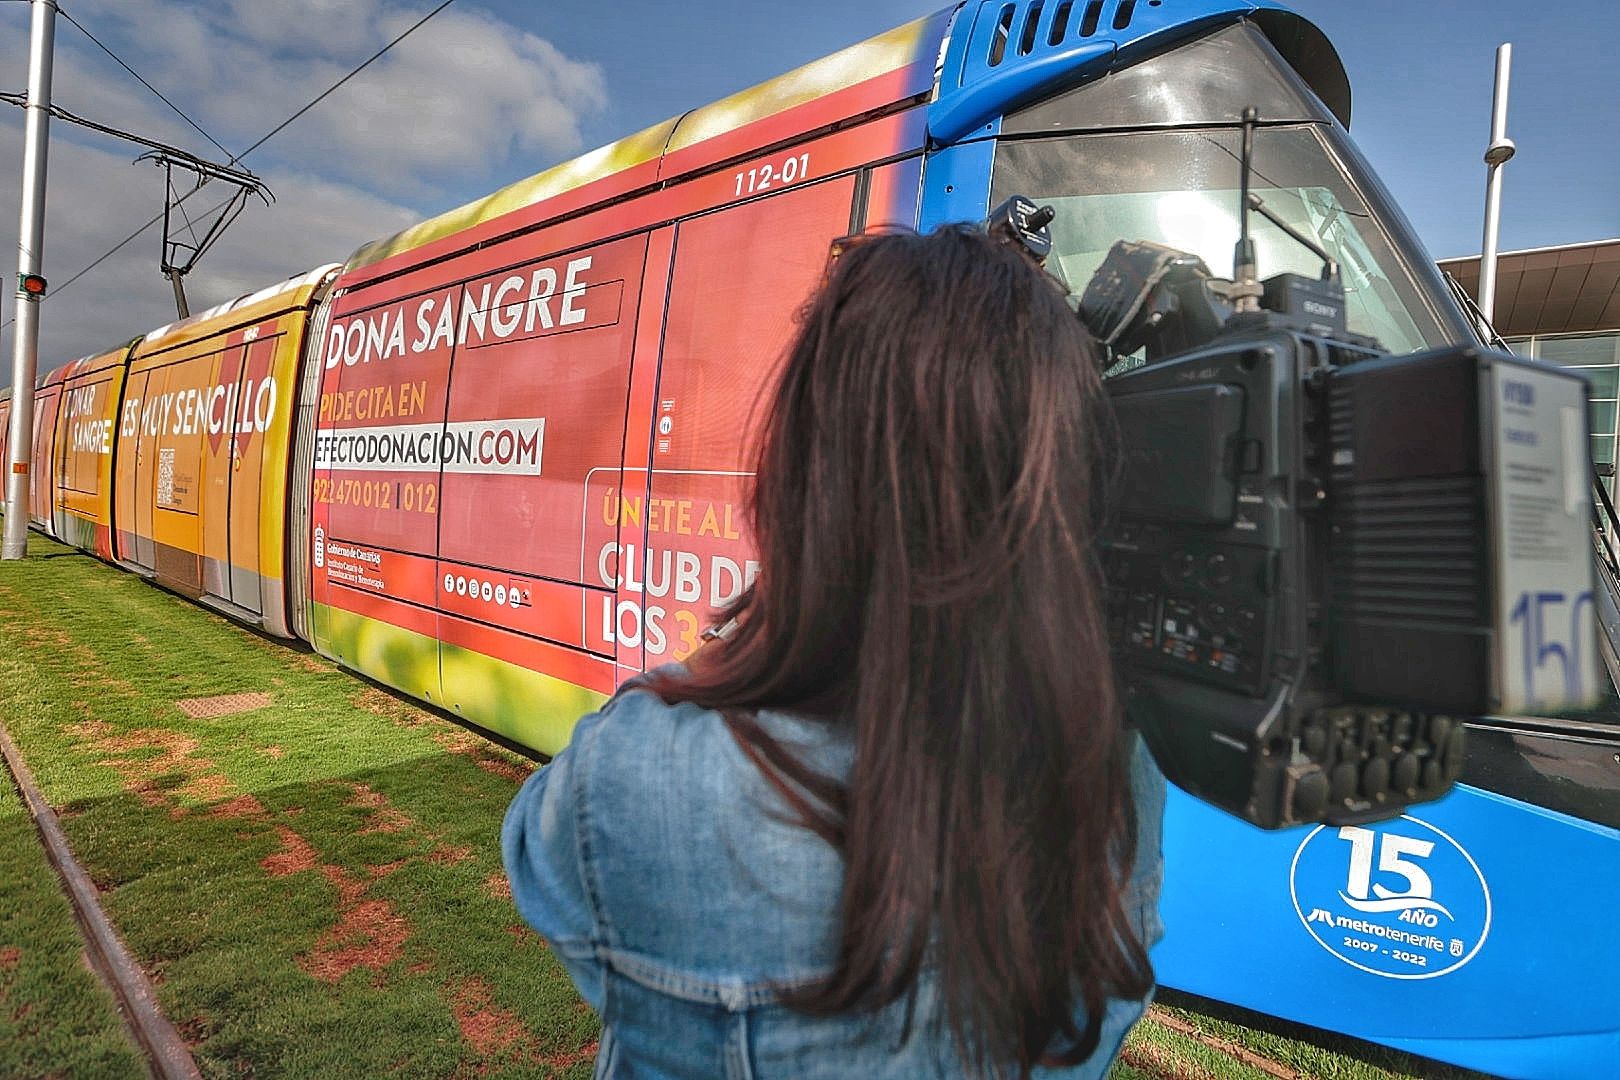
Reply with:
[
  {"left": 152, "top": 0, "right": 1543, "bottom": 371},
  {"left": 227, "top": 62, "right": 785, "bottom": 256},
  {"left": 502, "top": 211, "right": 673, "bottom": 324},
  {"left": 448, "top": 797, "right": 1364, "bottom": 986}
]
[
  {"left": 29, "top": 383, "right": 60, "bottom": 533},
  {"left": 116, "top": 370, "right": 155, "bottom": 569},
  {"left": 623, "top": 174, "right": 859, "bottom": 669},
  {"left": 200, "top": 343, "right": 246, "bottom": 606},
  {"left": 309, "top": 286, "right": 452, "bottom": 708},
  {"left": 0, "top": 398, "right": 8, "bottom": 521},
  {"left": 53, "top": 366, "right": 117, "bottom": 553},
  {"left": 227, "top": 335, "right": 279, "bottom": 615},
  {"left": 435, "top": 231, "right": 651, "bottom": 750}
]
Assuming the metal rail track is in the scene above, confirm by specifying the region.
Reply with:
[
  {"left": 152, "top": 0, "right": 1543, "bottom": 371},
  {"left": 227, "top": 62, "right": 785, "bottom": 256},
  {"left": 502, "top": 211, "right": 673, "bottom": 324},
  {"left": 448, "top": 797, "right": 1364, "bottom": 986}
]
[{"left": 0, "top": 720, "right": 203, "bottom": 1080}]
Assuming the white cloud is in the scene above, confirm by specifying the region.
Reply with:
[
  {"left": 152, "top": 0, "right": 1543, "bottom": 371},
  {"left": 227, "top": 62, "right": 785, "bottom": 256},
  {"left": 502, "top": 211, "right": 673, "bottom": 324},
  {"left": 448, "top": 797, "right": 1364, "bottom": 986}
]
[
  {"left": 0, "top": 0, "right": 609, "bottom": 379},
  {"left": 0, "top": 112, "right": 421, "bottom": 370},
  {"left": 46, "top": 0, "right": 609, "bottom": 192},
  {"left": 321, "top": 10, "right": 609, "bottom": 183}
]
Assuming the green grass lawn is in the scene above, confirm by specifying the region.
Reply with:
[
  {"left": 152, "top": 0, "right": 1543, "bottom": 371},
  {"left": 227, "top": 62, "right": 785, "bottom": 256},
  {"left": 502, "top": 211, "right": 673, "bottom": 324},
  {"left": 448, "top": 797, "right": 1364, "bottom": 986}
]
[
  {"left": 0, "top": 536, "right": 593, "bottom": 1078},
  {"left": 0, "top": 534, "right": 1484, "bottom": 1079},
  {"left": 1121, "top": 995, "right": 1492, "bottom": 1080}
]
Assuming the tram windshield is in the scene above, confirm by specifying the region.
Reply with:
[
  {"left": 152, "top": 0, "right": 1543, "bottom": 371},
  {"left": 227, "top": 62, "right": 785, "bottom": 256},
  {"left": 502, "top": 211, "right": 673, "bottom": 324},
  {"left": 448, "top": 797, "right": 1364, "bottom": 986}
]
[{"left": 993, "top": 126, "right": 1451, "bottom": 355}]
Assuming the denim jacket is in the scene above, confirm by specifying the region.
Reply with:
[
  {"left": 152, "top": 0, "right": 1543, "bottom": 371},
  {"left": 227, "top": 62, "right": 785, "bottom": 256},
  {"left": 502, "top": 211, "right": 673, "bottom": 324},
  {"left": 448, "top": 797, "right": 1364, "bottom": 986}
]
[{"left": 502, "top": 672, "right": 1167, "bottom": 1079}]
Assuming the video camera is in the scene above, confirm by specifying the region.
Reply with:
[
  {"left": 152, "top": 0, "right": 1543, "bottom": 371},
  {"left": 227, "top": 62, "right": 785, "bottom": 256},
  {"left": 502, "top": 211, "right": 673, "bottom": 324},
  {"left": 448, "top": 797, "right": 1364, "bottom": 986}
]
[{"left": 988, "top": 109, "right": 1600, "bottom": 830}]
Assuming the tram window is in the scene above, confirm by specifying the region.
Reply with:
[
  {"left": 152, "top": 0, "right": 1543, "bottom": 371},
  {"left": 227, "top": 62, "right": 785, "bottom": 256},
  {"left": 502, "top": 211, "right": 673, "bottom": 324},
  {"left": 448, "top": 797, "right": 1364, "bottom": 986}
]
[
  {"left": 989, "top": 5, "right": 1016, "bottom": 66},
  {"left": 1002, "top": 23, "right": 1331, "bottom": 134},
  {"left": 992, "top": 126, "right": 1444, "bottom": 356},
  {"left": 1048, "top": 1, "right": 1073, "bottom": 45},
  {"left": 319, "top": 291, "right": 452, "bottom": 559},
  {"left": 1019, "top": 2, "right": 1044, "bottom": 57},
  {"left": 1078, "top": 0, "right": 1103, "bottom": 38},
  {"left": 658, "top": 176, "right": 857, "bottom": 480},
  {"left": 58, "top": 379, "right": 110, "bottom": 496},
  {"left": 30, "top": 389, "right": 59, "bottom": 524}
]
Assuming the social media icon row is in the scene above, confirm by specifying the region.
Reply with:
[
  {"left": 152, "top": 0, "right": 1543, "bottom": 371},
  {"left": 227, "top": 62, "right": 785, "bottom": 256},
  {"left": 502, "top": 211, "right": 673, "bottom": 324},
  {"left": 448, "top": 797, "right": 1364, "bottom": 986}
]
[{"left": 443, "top": 572, "right": 523, "bottom": 608}]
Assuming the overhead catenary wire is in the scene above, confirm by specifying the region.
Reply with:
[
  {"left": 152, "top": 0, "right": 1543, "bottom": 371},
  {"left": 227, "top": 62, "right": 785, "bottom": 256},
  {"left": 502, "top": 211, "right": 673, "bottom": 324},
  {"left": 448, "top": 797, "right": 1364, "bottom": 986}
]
[
  {"left": 1, "top": 0, "right": 460, "bottom": 332},
  {"left": 0, "top": 92, "right": 252, "bottom": 179},
  {"left": 36, "top": 191, "right": 239, "bottom": 302},
  {"left": 232, "top": 0, "right": 459, "bottom": 164},
  {"left": 56, "top": 4, "right": 236, "bottom": 161},
  {"left": 0, "top": 93, "right": 244, "bottom": 321}
]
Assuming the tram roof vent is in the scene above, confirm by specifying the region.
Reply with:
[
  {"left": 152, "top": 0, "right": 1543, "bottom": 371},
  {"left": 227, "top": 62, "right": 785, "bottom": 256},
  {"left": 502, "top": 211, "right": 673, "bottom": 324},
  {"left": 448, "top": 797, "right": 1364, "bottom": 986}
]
[
  {"left": 988, "top": 4, "right": 1016, "bottom": 65},
  {"left": 988, "top": 0, "right": 1146, "bottom": 67},
  {"left": 1080, "top": 2, "right": 1105, "bottom": 36}
]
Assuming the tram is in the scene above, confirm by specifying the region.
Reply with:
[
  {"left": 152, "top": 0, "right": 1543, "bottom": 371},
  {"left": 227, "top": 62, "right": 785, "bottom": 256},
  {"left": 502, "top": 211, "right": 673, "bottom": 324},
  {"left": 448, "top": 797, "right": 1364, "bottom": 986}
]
[{"left": 3, "top": 3, "right": 1615, "bottom": 1076}]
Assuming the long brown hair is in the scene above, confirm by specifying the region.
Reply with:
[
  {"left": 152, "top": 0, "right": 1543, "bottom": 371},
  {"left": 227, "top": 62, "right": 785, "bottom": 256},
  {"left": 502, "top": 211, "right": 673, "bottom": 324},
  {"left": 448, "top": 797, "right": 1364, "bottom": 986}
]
[{"left": 649, "top": 226, "right": 1151, "bottom": 1077}]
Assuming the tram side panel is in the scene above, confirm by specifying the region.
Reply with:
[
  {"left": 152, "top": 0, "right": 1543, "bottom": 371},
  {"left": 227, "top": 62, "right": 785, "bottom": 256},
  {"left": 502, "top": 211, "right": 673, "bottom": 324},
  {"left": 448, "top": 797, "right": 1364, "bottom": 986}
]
[
  {"left": 308, "top": 170, "right": 877, "bottom": 755},
  {"left": 304, "top": 54, "right": 939, "bottom": 752},
  {"left": 308, "top": 267, "right": 458, "bottom": 709},
  {"left": 119, "top": 336, "right": 250, "bottom": 596},
  {"left": 305, "top": 161, "right": 929, "bottom": 754},
  {"left": 315, "top": 165, "right": 929, "bottom": 757},
  {"left": 1155, "top": 783, "right": 1620, "bottom": 1078},
  {"left": 114, "top": 271, "right": 333, "bottom": 637},
  {"left": 29, "top": 374, "right": 62, "bottom": 537},
  {"left": 309, "top": 227, "right": 665, "bottom": 744},
  {"left": 435, "top": 234, "right": 658, "bottom": 750},
  {"left": 51, "top": 348, "right": 129, "bottom": 558},
  {"left": 616, "top": 174, "right": 866, "bottom": 688}
]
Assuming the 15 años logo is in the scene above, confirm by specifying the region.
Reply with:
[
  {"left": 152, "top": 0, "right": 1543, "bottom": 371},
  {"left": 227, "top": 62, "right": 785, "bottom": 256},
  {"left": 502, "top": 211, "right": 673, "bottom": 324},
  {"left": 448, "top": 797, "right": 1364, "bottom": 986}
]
[{"left": 1290, "top": 816, "right": 1491, "bottom": 980}]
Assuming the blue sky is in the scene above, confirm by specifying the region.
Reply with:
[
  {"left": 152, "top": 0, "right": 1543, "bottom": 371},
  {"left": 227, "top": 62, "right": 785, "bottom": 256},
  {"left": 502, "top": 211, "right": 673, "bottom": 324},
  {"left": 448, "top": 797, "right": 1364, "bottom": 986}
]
[
  {"left": 2, "top": 0, "right": 1616, "bottom": 368},
  {"left": 511, "top": 0, "right": 1613, "bottom": 262},
  {"left": 487, "top": 0, "right": 1618, "bottom": 259},
  {"left": 1286, "top": 0, "right": 1617, "bottom": 258}
]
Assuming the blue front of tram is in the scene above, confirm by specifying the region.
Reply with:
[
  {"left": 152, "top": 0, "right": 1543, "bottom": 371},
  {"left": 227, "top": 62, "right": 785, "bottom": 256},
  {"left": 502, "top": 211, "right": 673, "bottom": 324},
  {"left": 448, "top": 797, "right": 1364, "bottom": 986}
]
[{"left": 916, "top": 3, "right": 1620, "bottom": 1076}]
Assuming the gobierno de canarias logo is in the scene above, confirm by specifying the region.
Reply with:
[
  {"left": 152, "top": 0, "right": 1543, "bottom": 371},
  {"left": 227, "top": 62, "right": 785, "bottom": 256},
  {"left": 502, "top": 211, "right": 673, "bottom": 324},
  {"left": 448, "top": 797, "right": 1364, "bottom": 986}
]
[{"left": 1290, "top": 815, "right": 1491, "bottom": 980}]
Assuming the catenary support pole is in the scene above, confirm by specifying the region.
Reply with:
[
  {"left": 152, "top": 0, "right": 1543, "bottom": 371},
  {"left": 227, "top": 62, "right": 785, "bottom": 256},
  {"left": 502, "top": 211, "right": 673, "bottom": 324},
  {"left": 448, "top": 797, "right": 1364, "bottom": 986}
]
[
  {"left": 167, "top": 267, "right": 190, "bottom": 320},
  {"left": 3, "top": 0, "right": 58, "bottom": 560},
  {"left": 1477, "top": 43, "right": 1516, "bottom": 337}
]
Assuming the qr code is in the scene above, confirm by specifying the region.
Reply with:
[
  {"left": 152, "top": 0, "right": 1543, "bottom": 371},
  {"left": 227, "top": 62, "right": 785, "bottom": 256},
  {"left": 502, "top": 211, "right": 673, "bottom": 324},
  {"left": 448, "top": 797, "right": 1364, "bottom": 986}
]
[{"left": 157, "top": 448, "right": 175, "bottom": 506}]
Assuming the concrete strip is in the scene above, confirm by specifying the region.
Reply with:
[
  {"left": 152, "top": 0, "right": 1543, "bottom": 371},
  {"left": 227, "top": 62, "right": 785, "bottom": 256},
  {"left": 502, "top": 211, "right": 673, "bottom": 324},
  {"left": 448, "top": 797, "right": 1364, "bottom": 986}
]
[{"left": 0, "top": 721, "right": 204, "bottom": 1080}]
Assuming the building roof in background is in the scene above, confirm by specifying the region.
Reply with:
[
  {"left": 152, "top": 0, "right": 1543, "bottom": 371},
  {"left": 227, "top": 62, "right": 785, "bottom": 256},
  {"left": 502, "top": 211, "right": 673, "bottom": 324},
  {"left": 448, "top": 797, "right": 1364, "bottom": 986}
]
[{"left": 1440, "top": 239, "right": 1620, "bottom": 338}]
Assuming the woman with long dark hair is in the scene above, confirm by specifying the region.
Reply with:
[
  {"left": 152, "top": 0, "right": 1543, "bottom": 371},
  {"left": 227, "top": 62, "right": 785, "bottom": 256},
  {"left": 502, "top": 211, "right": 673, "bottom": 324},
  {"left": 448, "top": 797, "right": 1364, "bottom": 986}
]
[{"left": 504, "top": 226, "right": 1164, "bottom": 1079}]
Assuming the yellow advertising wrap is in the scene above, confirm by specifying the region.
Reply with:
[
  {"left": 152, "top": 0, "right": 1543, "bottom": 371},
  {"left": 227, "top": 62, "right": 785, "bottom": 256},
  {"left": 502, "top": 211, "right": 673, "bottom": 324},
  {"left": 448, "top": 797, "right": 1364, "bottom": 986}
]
[
  {"left": 115, "top": 266, "right": 339, "bottom": 637},
  {"left": 313, "top": 602, "right": 606, "bottom": 754},
  {"left": 661, "top": 13, "right": 940, "bottom": 156},
  {"left": 51, "top": 345, "right": 132, "bottom": 558},
  {"left": 345, "top": 119, "right": 680, "bottom": 274}
]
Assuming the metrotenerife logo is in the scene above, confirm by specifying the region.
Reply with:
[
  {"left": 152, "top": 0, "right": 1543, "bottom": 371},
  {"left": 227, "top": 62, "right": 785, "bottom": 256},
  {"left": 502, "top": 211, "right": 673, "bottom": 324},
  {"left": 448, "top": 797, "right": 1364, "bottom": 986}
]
[{"left": 1289, "top": 815, "right": 1491, "bottom": 979}]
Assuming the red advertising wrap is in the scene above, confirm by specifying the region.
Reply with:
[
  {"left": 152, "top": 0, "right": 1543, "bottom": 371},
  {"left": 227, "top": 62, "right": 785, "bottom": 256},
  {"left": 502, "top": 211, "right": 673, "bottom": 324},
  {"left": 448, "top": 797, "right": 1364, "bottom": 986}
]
[{"left": 302, "top": 16, "right": 941, "bottom": 752}]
